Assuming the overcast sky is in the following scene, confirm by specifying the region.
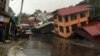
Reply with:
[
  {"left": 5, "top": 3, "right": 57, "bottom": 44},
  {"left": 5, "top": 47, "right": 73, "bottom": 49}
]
[{"left": 9, "top": 0, "right": 83, "bottom": 15}]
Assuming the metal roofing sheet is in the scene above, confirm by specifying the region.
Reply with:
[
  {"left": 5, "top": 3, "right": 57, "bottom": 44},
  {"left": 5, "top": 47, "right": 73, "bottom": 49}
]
[
  {"left": 83, "top": 26, "right": 100, "bottom": 36},
  {"left": 82, "top": 22, "right": 100, "bottom": 36}
]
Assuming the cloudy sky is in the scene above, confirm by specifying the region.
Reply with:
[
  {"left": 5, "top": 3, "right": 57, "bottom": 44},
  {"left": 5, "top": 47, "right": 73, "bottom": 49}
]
[{"left": 9, "top": 0, "right": 83, "bottom": 15}]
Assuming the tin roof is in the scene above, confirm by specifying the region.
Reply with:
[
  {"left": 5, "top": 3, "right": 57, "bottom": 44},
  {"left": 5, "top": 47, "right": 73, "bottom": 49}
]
[
  {"left": 82, "top": 22, "right": 100, "bottom": 37},
  {"left": 54, "top": 5, "right": 90, "bottom": 16},
  {"left": 73, "top": 22, "right": 100, "bottom": 44}
]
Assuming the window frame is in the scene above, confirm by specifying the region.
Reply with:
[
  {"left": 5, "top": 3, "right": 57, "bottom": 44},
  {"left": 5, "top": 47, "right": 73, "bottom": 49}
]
[
  {"left": 58, "top": 15, "right": 62, "bottom": 22},
  {"left": 80, "top": 11, "right": 86, "bottom": 18},
  {"left": 72, "top": 24, "right": 78, "bottom": 31},
  {"left": 59, "top": 26, "right": 64, "bottom": 33},
  {"left": 66, "top": 26, "right": 70, "bottom": 33},
  {"left": 70, "top": 14, "right": 77, "bottom": 21}
]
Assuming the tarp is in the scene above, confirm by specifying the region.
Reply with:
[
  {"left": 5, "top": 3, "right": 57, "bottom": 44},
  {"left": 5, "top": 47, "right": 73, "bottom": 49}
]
[
  {"left": 4, "top": 18, "right": 10, "bottom": 23},
  {"left": 0, "top": 16, "right": 10, "bottom": 23}
]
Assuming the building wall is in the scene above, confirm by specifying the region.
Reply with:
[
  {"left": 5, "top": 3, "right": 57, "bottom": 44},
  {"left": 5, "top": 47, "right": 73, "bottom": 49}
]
[
  {"left": 0, "top": 0, "right": 9, "bottom": 12},
  {"left": 5, "top": 0, "right": 10, "bottom": 12},
  {"left": 0, "top": 0, "right": 6, "bottom": 11},
  {"left": 54, "top": 10, "right": 89, "bottom": 38}
]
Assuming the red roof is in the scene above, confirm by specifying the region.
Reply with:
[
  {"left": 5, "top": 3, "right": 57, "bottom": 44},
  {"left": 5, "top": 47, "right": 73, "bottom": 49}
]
[
  {"left": 55, "top": 5, "right": 90, "bottom": 16},
  {"left": 82, "top": 22, "right": 100, "bottom": 37}
]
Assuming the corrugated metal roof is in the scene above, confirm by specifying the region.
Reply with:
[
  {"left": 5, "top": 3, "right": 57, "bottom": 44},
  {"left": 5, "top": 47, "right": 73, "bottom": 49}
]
[
  {"left": 83, "top": 26, "right": 100, "bottom": 36},
  {"left": 55, "top": 5, "right": 90, "bottom": 16},
  {"left": 82, "top": 22, "right": 100, "bottom": 37},
  {"left": 73, "top": 21, "right": 100, "bottom": 44}
]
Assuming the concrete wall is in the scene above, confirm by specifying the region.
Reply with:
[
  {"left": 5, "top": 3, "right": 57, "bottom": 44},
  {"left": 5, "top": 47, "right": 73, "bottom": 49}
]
[{"left": 5, "top": 0, "right": 10, "bottom": 12}]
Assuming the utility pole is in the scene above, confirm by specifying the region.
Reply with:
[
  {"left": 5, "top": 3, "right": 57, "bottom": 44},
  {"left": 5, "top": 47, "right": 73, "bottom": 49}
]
[{"left": 19, "top": 0, "right": 24, "bottom": 25}]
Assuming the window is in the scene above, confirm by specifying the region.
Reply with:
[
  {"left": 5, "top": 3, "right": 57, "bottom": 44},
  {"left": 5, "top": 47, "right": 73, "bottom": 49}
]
[
  {"left": 66, "top": 26, "right": 70, "bottom": 33},
  {"left": 58, "top": 15, "right": 62, "bottom": 22},
  {"left": 59, "top": 26, "right": 64, "bottom": 33},
  {"left": 64, "top": 15, "right": 68, "bottom": 22},
  {"left": 80, "top": 12, "right": 86, "bottom": 18},
  {"left": 54, "top": 15, "right": 57, "bottom": 19},
  {"left": 0, "top": 0, "right": 6, "bottom": 10},
  {"left": 55, "top": 24, "right": 58, "bottom": 28},
  {"left": 81, "top": 21, "right": 86, "bottom": 26},
  {"left": 72, "top": 24, "right": 77, "bottom": 31},
  {"left": 70, "top": 14, "right": 77, "bottom": 20}
]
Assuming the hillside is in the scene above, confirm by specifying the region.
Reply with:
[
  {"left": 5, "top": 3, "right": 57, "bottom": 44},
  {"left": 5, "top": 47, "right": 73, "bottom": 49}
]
[{"left": 77, "top": 0, "right": 100, "bottom": 17}]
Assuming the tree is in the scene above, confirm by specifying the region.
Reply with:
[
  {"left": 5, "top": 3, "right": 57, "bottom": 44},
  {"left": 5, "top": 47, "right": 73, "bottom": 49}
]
[
  {"left": 77, "top": 0, "right": 100, "bottom": 17},
  {"left": 8, "top": 7, "right": 15, "bottom": 16}
]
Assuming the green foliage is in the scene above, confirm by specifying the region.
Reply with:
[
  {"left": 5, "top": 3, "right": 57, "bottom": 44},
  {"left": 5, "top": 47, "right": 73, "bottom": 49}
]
[
  {"left": 77, "top": 0, "right": 100, "bottom": 17},
  {"left": 76, "top": 1, "right": 86, "bottom": 5},
  {"left": 14, "top": 17, "right": 18, "bottom": 24}
]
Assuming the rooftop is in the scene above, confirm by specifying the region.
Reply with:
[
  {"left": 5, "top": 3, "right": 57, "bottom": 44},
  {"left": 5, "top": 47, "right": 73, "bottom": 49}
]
[
  {"left": 81, "top": 22, "right": 100, "bottom": 37},
  {"left": 73, "top": 21, "right": 100, "bottom": 44},
  {"left": 54, "top": 5, "right": 90, "bottom": 16}
]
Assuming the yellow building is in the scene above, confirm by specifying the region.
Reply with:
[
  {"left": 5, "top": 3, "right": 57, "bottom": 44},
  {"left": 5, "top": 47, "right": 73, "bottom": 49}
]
[{"left": 53, "top": 5, "right": 90, "bottom": 38}]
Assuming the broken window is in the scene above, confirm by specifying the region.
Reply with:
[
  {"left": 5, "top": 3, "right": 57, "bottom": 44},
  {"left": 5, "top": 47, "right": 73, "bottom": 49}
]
[
  {"left": 64, "top": 15, "right": 68, "bottom": 22},
  {"left": 81, "top": 21, "right": 86, "bottom": 26},
  {"left": 54, "top": 15, "right": 57, "bottom": 19},
  {"left": 55, "top": 24, "right": 58, "bottom": 28}
]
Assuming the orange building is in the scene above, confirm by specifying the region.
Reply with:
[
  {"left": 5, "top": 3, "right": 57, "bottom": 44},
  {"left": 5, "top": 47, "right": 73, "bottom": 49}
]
[{"left": 53, "top": 5, "right": 90, "bottom": 38}]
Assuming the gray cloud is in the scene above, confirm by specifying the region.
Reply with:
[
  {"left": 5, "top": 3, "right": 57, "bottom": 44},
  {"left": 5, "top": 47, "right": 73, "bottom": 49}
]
[{"left": 9, "top": 0, "right": 83, "bottom": 15}]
